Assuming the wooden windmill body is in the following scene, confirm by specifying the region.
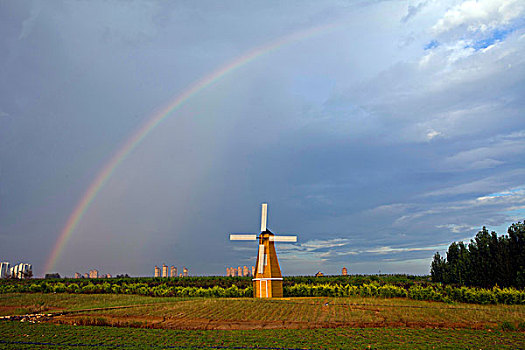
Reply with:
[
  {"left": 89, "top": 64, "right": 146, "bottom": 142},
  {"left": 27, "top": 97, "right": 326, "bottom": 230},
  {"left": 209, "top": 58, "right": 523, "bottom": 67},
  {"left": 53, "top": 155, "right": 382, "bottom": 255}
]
[{"left": 230, "top": 203, "right": 297, "bottom": 298}]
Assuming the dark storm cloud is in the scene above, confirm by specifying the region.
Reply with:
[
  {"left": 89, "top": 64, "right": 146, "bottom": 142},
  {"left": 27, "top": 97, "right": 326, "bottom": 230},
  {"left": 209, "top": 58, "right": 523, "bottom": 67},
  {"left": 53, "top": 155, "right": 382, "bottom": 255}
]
[{"left": 0, "top": 0, "right": 523, "bottom": 277}]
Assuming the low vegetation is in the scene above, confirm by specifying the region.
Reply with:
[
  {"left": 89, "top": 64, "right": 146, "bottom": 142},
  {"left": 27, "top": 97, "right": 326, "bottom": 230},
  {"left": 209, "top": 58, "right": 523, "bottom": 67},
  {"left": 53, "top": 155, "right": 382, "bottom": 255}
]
[
  {"left": 1, "top": 311, "right": 524, "bottom": 349},
  {"left": 2, "top": 277, "right": 524, "bottom": 305},
  {"left": 2, "top": 293, "right": 524, "bottom": 329}
]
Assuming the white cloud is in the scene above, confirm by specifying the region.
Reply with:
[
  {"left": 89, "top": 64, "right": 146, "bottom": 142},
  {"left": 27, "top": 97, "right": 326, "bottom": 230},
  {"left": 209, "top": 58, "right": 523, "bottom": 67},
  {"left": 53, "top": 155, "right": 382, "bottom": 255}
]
[
  {"left": 18, "top": 1, "right": 42, "bottom": 40},
  {"left": 436, "top": 223, "right": 477, "bottom": 234},
  {"left": 366, "top": 203, "right": 409, "bottom": 215},
  {"left": 432, "top": 0, "right": 525, "bottom": 35},
  {"left": 442, "top": 134, "right": 525, "bottom": 171},
  {"left": 401, "top": 0, "right": 430, "bottom": 23},
  {"left": 476, "top": 186, "right": 525, "bottom": 201},
  {"left": 279, "top": 238, "right": 351, "bottom": 253},
  {"left": 426, "top": 128, "right": 442, "bottom": 140},
  {"left": 390, "top": 183, "right": 525, "bottom": 236},
  {"left": 424, "top": 177, "right": 504, "bottom": 197},
  {"left": 363, "top": 244, "right": 448, "bottom": 254}
]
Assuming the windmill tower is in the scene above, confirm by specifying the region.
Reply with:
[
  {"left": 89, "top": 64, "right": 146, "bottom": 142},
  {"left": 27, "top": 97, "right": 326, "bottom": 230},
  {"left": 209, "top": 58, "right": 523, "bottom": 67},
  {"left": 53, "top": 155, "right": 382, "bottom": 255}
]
[{"left": 230, "top": 203, "right": 297, "bottom": 298}]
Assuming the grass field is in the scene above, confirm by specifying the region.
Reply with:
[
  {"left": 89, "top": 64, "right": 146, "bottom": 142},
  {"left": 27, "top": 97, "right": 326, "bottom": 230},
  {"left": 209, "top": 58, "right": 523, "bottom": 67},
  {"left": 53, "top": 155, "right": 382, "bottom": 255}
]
[
  {"left": 59, "top": 297, "right": 525, "bottom": 330},
  {"left": 1, "top": 321, "right": 524, "bottom": 349},
  {"left": 2, "top": 293, "right": 523, "bottom": 329},
  {"left": 0, "top": 293, "right": 176, "bottom": 316},
  {"left": 1, "top": 293, "right": 524, "bottom": 349}
]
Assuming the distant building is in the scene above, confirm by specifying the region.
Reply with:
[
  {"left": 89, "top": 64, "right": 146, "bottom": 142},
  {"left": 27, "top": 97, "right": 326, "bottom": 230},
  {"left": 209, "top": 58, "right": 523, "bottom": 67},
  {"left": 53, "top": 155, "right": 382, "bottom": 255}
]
[
  {"left": 243, "top": 266, "right": 249, "bottom": 277},
  {"left": 84, "top": 273, "right": 89, "bottom": 278},
  {"left": 226, "top": 267, "right": 230, "bottom": 276},
  {"left": 74, "top": 272, "right": 81, "bottom": 279},
  {"left": 237, "top": 266, "right": 242, "bottom": 276},
  {"left": 0, "top": 262, "right": 10, "bottom": 278},
  {"left": 89, "top": 269, "right": 99, "bottom": 278},
  {"left": 154, "top": 266, "right": 160, "bottom": 277},
  {"left": 231, "top": 268, "right": 237, "bottom": 277},
  {"left": 315, "top": 271, "right": 324, "bottom": 277},
  {"left": 170, "top": 266, "right": 177, "bottom": 277},
  {"left": 105, "top": 273, "right": 112, "bottom": 278},
  {"left": 183, "top": 267, "right": 188, "bottom": 277},
  {"left": 162, "top": 264, "right": 168, "bottom": 278},
  {"left": 9, "top": 263, "right": 32, "bottom": 279},
  {"left": 342, "top": 267, "right": 348, "bottom": 276},
  {"left": 251, "top": 266, "right": 255, "bottom": 276}
]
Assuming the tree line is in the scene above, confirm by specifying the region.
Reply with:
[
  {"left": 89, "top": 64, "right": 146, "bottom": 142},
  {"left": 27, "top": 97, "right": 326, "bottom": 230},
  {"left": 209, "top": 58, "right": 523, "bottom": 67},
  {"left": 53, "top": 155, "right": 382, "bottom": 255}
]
[{"left": 431, "top": 222, "right": 525, "bottom": 288}]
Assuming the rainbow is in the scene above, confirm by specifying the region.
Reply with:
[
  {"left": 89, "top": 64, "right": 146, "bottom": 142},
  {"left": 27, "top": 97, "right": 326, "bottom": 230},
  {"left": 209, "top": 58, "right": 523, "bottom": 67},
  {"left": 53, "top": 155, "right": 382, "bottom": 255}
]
[{"left": 44, "top": 22, "right": 339, "bottom": 275}]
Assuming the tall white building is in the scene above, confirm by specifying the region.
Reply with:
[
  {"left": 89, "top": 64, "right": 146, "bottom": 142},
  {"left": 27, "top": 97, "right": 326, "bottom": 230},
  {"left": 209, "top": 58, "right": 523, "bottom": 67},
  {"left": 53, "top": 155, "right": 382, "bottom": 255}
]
[
  {"left": 8, "top": 263, "right": 32, "bottom": 279},
  {"left": 0, "top": 262, "right": 10, "bottom": 278}
]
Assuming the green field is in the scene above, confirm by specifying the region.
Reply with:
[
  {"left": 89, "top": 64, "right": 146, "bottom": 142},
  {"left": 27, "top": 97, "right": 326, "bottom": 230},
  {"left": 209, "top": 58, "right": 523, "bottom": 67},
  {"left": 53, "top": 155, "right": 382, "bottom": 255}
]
[
  {"left": 0, "top": 293, "right": 176, "bottom": 316},
  {"left": 1, "top": 293, "right": 524, "bottom": 349},
  {"left": 2, "top": 293, "right": 524, "bottom": 328},
  {"left": 3, "top": 276, "right": 524, "bottom": 305},
  {"left": 1, "top": 322, "right": 524, "bottom": 349}
]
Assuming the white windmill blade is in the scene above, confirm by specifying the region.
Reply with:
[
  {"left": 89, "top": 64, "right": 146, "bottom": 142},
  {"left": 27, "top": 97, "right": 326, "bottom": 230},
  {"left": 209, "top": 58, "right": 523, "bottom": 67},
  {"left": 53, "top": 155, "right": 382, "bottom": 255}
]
[
  {"left": 260, "top": 203, "right": 268, "bottom": 232},
  {"left": 270, "top": 235, "right": 297, "bottom": 242},
  {"left": 257, "top": 244, "right": 265, "bottom": 273},
  {"left": 229, "top": 234, "right": 257, "bottom": 241}
]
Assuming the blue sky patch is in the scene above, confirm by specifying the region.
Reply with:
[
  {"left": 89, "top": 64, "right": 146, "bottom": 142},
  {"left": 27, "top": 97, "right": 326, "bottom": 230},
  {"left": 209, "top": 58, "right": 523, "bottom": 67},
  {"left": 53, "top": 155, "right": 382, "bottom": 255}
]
[
  {"left": 424, "top": 40, "right": 439, "bottom": 50},
  {"left": 468, "top": 28, "right": 514, "bottom": 50}
]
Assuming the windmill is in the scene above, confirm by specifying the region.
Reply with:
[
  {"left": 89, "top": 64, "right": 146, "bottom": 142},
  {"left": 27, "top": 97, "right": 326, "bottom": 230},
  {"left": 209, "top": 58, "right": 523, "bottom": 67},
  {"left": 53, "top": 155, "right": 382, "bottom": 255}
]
[{"left": 230, "top": 203, "right": 297, "bottom": 298}]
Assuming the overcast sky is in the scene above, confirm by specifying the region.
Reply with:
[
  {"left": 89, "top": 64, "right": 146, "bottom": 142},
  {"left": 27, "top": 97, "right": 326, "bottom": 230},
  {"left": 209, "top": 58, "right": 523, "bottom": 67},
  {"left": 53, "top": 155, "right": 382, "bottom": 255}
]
[{"left": 1, "top": 0, "right": 524, "bottom": 277}]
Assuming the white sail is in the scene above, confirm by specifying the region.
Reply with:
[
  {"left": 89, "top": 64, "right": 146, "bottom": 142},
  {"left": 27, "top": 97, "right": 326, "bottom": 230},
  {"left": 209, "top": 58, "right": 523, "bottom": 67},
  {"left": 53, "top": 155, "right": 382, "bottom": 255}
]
[
  {"left": 229, "top": 234, "right": 257, "bottom": 241},
  {"left": 257, "top": 244, "right": 265, "bottom": 273},
  {"left": 260, "top": 203, "right": 267, "bottom": 232},
  {"left": 270, "top": 235, "right": 297, "bottom": 242}
]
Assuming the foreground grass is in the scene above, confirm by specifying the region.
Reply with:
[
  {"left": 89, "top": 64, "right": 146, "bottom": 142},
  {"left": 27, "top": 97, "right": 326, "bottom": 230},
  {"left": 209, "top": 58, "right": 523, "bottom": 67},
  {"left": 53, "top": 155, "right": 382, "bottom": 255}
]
[{"left": 0, "top": 321, "right": 524, "bottom": 349}]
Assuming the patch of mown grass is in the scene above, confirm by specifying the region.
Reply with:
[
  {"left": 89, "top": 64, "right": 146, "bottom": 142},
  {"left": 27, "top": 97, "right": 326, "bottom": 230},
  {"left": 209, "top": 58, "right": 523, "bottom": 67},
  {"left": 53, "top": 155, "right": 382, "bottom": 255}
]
[
  {"left": 0, "top": 321, "right": 524, "bottom": 349},
  {"left": 4, "top": 293, "right": 525, "bottom": 333},
  {"left": 55, "top": 295, "right": 525, "bottom": 328},
  {"left": 0, "top": 293, "right": 179, "bottom": 315}
]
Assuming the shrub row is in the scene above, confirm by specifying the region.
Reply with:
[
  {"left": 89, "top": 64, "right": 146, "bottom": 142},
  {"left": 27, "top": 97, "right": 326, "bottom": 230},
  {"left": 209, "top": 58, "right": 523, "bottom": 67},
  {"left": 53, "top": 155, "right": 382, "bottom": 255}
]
[
  {"left": 284, "top": 283, "right": 408, "bottom": 298},
  {"left": 284, "top": 283, "right": 525, "bottom": 304},
  {"left": 0, "top": 282, "right": 252, "bottom": 298},
  {"left": 1, "top": 280, "right": 523, "bottom": 305},
  {"left": 0, "top": 275, "right": 429, "bottom": 290}
]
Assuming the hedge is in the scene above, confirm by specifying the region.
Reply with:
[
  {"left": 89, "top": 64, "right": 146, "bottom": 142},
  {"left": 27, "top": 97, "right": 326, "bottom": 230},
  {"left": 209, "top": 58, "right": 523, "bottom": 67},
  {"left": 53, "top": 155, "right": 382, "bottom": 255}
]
[{"left": 1, "top": 280, "right": 523, "bottom": 305}]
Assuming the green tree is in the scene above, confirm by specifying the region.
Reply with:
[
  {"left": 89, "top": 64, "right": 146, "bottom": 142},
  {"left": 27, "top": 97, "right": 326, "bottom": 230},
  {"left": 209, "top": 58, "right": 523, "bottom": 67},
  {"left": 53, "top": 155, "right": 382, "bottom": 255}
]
[{"left": 430, "top": 252, "right": 446, "bottom": 283}]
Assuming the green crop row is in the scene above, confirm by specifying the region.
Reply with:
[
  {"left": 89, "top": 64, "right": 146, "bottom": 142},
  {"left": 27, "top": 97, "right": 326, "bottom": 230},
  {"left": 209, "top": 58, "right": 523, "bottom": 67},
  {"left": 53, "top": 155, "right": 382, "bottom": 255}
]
[
  {"left": 0, "top": 274, "right": 429, "bottom": 289},
  {"left": 284, "top": 283, "right": 408, "bottom": 298},
  {"left": 284, "top": 283, "right": 525, "bottom": 304},
  {"left": 0, "top": 282, "right": 252, "bottom": 298},
  {"left": 1, "top": 279, "right": 523, "bottom": 305}
]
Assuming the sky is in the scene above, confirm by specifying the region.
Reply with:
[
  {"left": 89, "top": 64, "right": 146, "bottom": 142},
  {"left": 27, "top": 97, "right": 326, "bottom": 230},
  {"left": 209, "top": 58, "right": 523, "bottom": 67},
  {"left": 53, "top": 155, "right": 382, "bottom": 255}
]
[{"left": 0, "top": 0, "right": 524, "bottom": 278}]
